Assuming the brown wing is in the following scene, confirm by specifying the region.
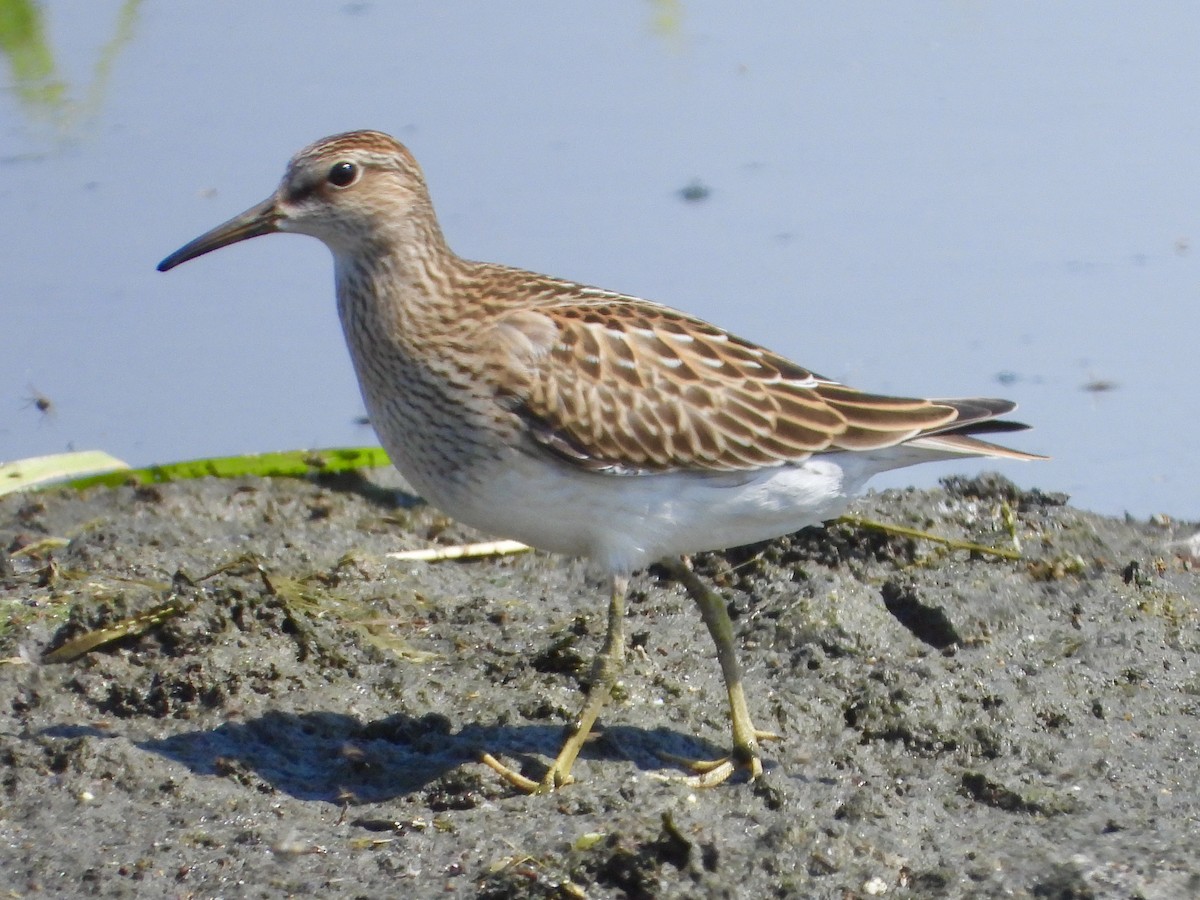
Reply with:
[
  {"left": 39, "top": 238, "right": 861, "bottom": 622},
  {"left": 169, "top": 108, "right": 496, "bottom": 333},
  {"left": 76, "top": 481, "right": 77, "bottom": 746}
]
[{"left": 487, "top": 298, "right": 984, "bottom": 474}]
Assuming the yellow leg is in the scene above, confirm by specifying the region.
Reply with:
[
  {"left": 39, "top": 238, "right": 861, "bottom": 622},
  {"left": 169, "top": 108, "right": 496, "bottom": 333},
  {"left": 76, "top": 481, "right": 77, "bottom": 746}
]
[
  {"left": 482, "top": 573, "right": 629, "bottom": 792},
  {"left": 661, "top": 558, "right": 778, "bottom": 787}
]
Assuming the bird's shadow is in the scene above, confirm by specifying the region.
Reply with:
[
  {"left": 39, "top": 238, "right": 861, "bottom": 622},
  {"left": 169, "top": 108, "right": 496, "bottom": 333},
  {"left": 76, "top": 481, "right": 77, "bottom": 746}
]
[
  {"left": 42, "top": 711, "right": 740, "bottom": 804},
  {"left": 311, "top": 468, "right": 425, "bottom": 510}
]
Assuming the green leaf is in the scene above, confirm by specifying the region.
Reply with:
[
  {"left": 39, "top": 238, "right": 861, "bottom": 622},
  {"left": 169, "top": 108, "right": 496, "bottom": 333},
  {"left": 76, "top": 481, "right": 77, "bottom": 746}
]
[{"left": 62, "top": 447, "right": 392, "bottom": 490}]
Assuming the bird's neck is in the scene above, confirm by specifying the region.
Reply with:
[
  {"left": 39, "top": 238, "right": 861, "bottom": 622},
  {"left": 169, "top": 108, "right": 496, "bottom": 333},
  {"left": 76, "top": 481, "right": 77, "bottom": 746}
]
[{"left": 333, "top": 216, "right": 463, "bottom": 349}]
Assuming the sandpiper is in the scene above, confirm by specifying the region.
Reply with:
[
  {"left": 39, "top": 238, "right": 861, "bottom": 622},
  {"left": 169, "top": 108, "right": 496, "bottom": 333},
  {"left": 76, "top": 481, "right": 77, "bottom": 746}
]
[{"left": 158, "top": 130, "right": 1042, "bottom": 792}]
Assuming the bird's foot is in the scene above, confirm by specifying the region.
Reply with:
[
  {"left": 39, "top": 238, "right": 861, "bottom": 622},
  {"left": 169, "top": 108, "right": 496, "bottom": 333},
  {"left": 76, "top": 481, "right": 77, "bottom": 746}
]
[
  {"left": 479, "top": 573, "right": 629, "bottom": 794},
  {"left": 479, "top": 751, "right": 580, "bottom": 794},
  {"left": 657, "top": 728, "right": 780, "bottom": 788}
]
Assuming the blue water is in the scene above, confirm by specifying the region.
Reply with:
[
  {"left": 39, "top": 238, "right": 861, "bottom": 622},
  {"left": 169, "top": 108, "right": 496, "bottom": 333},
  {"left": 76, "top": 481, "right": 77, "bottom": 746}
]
[{"left": 3, "top": 2, "right": 1197, "bottom": 518}]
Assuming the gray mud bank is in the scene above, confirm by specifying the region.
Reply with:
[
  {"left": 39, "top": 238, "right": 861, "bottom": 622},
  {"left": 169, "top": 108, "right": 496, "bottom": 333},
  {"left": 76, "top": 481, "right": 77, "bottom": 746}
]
[{"left": 1, "top": 471, "right": 1197, "bottom": 898}]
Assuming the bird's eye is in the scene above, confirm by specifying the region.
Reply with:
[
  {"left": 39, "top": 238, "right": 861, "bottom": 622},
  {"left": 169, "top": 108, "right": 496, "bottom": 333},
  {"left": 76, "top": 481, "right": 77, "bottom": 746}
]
[{"left": 327, "top": 161, "right": 359, "bottom": 188}]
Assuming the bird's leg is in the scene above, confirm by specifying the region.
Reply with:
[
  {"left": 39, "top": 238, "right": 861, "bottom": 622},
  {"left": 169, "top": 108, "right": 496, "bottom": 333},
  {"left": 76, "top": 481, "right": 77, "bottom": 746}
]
[
  {"left": 660, "top": 557, "right": 779, "bottom": 786},
  {"left": 482, "top": 572, "right": 629, "bottom": 792}
]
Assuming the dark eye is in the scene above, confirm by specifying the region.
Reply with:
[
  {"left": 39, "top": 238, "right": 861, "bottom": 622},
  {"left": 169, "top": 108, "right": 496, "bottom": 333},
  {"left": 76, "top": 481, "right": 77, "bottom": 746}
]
[{"left": 327, "top": 161, "right": 359, "bottom": 188}]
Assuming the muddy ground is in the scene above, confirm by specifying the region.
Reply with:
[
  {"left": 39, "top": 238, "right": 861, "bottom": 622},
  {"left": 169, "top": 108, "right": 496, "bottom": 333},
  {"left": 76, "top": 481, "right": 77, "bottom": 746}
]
[{"left": 0, "top": 469, "right": 1197, "bottom": 899}]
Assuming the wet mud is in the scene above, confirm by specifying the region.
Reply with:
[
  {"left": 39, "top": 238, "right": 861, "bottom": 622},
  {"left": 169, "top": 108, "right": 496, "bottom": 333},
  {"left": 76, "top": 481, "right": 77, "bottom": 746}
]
[{"left": 1, "top": 470, "right": 1197, "bottom": 898}]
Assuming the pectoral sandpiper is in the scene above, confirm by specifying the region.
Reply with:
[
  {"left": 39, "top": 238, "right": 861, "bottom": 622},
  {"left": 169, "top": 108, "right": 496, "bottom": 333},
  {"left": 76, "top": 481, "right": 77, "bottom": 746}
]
[{"left": 158, "top": 130, "right": 1042, "bottom": 792}]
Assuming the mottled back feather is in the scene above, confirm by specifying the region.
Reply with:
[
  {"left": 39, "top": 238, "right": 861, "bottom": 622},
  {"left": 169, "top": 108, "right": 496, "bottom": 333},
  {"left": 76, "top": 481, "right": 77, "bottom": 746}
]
[{"left": 480, "top": 289, "right": 1034, "bottom": 475}]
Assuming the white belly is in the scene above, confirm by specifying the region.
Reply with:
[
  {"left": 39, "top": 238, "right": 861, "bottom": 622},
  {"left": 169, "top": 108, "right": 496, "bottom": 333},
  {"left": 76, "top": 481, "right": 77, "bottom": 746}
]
[{"left": 403, "top": 447, "right": 867, "bottom": 575}]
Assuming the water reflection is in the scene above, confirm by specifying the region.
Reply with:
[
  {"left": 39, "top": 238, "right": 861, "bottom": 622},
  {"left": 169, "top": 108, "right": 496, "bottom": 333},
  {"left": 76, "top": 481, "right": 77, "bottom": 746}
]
[{"left": 0, "top": 0, "right": 142, "bottom": 131}]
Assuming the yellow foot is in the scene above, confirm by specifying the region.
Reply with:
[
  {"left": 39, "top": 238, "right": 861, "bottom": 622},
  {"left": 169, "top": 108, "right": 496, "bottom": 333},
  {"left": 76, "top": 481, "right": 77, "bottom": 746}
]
[
  {"left": 657, "top": 729, "right": 781, "bottom": 788},
  {"left": 479, "top": 752, "right": 574, "bottom": 794}
]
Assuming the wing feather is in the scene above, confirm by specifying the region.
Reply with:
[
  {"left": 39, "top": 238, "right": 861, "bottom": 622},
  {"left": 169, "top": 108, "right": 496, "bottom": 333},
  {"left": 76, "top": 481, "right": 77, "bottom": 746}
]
[{"left": 485, "top": 297, "right": 1032, "bottom": 474}]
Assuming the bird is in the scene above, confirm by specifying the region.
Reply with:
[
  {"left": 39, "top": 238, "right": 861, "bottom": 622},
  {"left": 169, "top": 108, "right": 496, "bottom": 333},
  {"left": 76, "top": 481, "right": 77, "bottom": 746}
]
[{"left": 158, "top": 130, "right": 1043, "bottom": 792}]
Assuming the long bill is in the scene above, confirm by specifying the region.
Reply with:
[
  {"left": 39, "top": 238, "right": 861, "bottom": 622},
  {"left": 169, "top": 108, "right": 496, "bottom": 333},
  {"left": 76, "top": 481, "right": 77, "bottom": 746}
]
[{"left": 157, "top": 197, "right": 281, "bottom": 272}]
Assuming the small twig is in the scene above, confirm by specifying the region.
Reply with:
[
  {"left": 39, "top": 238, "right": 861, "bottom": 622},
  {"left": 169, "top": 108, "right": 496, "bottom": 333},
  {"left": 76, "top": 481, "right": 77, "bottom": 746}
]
[
  {"left": 385, "top": 522, "right": 1019, "bottom": 566},
  {"left": 9, "top": 537, "right": 70, "bottom": 558},
  {"left": 999, "top": 502, "right": 1022, "bottom": 553},
  {"left": 42, "top": 596, "right": 190, "bottom": 663},
  {"left": 837, "top": 515, "right": 1022, "bottom": 560},
  {"left": 387, "top": 539, "right": 531, "bottom": 563}
]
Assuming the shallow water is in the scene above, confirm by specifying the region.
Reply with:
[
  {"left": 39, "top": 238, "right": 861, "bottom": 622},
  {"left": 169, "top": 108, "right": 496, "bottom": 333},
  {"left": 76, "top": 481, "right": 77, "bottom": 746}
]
[{"left": 3, "top": 2, "right": 1198, "bottom": 517}]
